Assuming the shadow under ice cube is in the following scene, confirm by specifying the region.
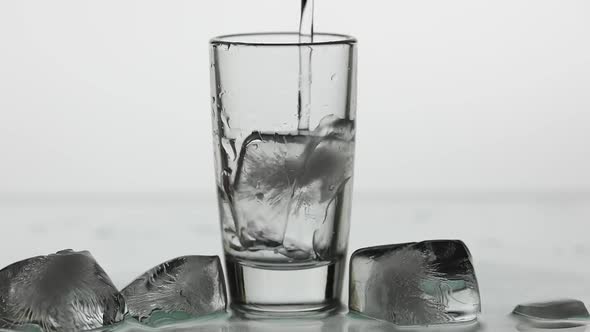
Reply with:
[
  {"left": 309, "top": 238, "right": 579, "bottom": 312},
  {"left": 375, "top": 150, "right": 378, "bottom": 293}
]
[
  {"left": 121, "top": 256, "right": 227, "bottom": 323},
  {"left": 0, "top": 250, "right": 125, "bottom": 332},
  {"left": 349, "top": 240, "right": 481, "bottom": 326}
]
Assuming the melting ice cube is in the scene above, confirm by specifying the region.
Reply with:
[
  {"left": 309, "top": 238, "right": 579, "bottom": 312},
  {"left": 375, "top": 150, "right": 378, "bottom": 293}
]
[
  {"left": 232, "top": 133, "right": 308, "bottom": 250},
  {"left": 121, "top": 256, "right": 226, "bottom": 324},
  {"left": 229, "top": 115, "right": 355, "bottom": 259},
  {"left": 349, "top": 240, "right": 481, "bottom": 326},
  {"left": 0, "top": 250, "right": 125, "bottom": 332},
  {"left": 513, "top": 299, "right": 590, "bottom": 323}
]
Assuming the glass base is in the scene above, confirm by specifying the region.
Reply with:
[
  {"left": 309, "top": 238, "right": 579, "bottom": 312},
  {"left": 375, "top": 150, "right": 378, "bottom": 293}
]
[{"left": 225, "top": 257, "right": 345, "bottom": 317}]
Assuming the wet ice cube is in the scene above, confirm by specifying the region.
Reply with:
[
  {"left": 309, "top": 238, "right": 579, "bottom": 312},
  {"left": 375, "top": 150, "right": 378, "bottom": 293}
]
[
  {"left": 513, "top": 299, "right": 590, "bottom": 321},
  {"left": 232, "top": 133, "right": 308, "bottom": 249},
  {"left": 0, "top": 249, "right": 125, "bottom": 331},
  {"left": 349, "top": 240, "right": 481, "bottom": 326},
  {"left": 282, "top": 118, "right": 354, "bottom": 259},
  {"left": 229, "top": 116, "right": 355, "bottom": 259},
  {"left": 121, "top": 256, "right": 227, "bottom": 323},
  {"left": 232, "top": 133, "right": 353, "bottom": 253}
]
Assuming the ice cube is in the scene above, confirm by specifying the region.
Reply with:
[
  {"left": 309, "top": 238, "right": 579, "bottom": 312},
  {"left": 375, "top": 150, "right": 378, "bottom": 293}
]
[
  {"left": 349, "top": 240, "right": 481, "bottom": 326},
  {"left": 513, "top": 299, "right": 590, "bottom": 322},
  {"left": 231, "top": 132, "right": 308, "bottom": 250},
  {"left": 229, "top": 116, "right": 355, "bottom": 259},
  {"left": 121, "top": 256, "right": 227, "bottom": 324},
  {"left": 0, "top": 249, "right": 125, "bottom": 332}
]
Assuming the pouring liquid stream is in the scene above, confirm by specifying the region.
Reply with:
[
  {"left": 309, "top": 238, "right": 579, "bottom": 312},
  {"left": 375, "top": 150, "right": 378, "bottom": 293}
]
[{"left": 297, "top": 0, "right": 314, "bottom": 132}]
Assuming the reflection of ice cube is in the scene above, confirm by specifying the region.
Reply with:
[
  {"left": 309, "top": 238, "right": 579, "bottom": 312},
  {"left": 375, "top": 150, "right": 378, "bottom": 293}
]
[
  {"left": 121, "top": 256, "right": 227, "bottom": 325},
  {"left": 349, "top": 240, "right": 481, "bottom": 326},
  {"left": 0, "top": 250, "right": 125, "bottom": 332},
  {"left": 516, "top": 325, "right": 588, "bottom": 332}
]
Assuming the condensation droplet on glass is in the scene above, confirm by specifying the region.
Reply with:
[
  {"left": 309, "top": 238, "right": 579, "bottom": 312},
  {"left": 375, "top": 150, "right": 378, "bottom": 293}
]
[
  {"left": 211, "top": 96, "right": 216, "bottom": 104},
  {"left": 330, "top": 73, "right": 337, "bottom": 81},
  {"left": 229, "top": 138, "right": 237, "bottom": 161},
  {"left": 220, "top": 113, "right": 231, "bottom": 130},
  {"left": 222, "top": 167, "right": 232, "bottom": 177},
  {"left": 252, "top": 143, "right": 258, "bottom": 150},
  {"left": 329, "top": 185, "right": 336, "bottom": 191}
]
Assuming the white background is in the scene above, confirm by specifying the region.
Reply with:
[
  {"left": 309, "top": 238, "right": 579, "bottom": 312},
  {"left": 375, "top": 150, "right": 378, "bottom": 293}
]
[
  {"left": 1, "top": 0, "right": 589, "bottom": 194},
  {"left": 0, "top": 2, "right": 589, "bottom": 329}
]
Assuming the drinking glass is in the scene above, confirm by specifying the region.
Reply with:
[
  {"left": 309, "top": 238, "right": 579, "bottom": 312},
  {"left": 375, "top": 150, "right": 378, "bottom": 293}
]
[{"left": 209, "top": 32, "right": 357, "bottom": 315}]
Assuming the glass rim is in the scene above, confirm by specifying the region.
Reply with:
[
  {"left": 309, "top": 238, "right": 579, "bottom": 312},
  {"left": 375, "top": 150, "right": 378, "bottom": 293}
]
[{"left": 210, "top": 32, "right": 357, "bottom": 47}]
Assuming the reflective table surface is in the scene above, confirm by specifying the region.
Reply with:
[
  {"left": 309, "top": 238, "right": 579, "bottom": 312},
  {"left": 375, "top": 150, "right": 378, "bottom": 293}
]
[{"left": 1, "top": 192, "right": 588, "bottom": 331}]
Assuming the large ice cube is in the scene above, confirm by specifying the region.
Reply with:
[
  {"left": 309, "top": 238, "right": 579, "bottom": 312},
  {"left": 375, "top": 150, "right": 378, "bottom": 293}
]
[
  {"left": 229, "top": 116, "right": 355, "bottom": 259},
  {"left": 232, "top": 132, "right": 308, "bottom": 250},
  {"left": 349, "top": 240, "right": 481, "bottom": 326},
  {"left": 121, "top": 256, "right": 227, "bottom": 324},
  {"left": 0, "top": 250, "right": 125, "bottom": 331},
  {"left": 513, "top": 299, "right": 590, "bottom": 322},
  {"left": 282, "top": 119, "right": 355, "bottom": 258}
]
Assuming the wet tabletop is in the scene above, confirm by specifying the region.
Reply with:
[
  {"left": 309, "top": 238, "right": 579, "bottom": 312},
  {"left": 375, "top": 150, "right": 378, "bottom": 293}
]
[{"left": 1, "top": 192, "right": 589, "bottom": 331}]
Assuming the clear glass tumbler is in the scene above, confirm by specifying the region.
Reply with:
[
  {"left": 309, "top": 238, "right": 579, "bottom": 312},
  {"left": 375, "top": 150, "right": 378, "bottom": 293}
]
[{"left": 209, "top": 32, "right": 357, "bottom": 315}]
